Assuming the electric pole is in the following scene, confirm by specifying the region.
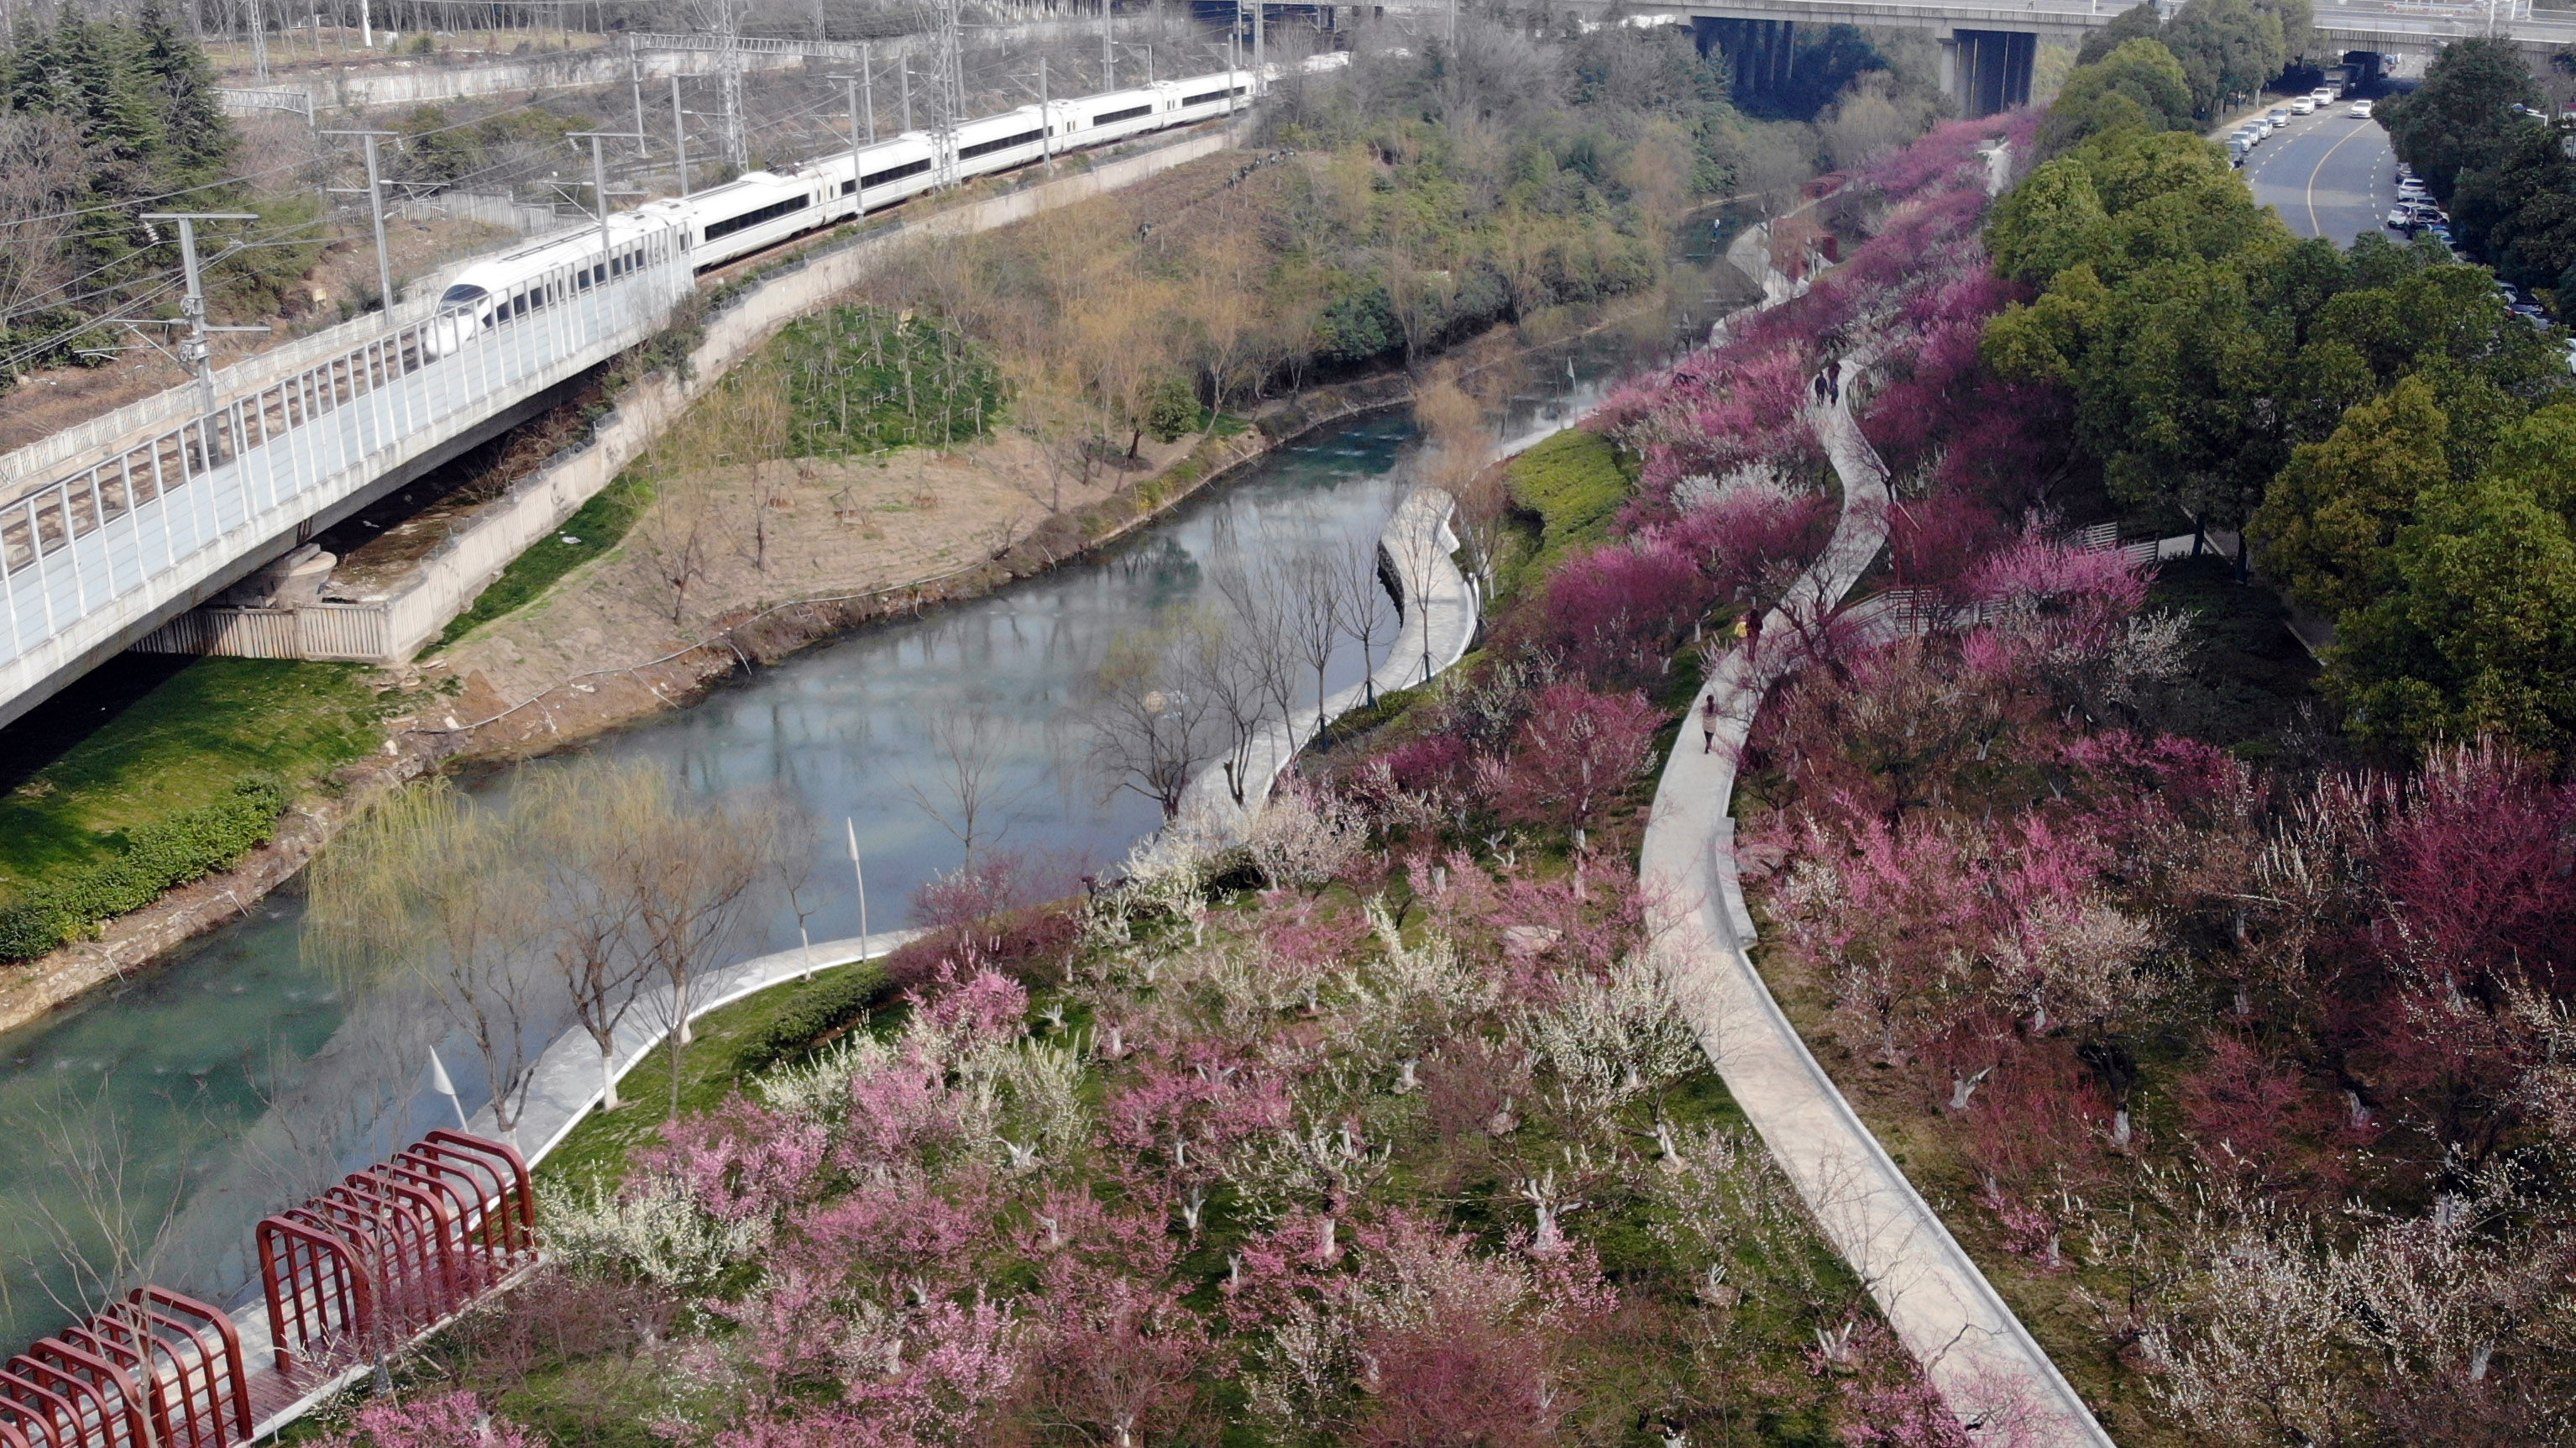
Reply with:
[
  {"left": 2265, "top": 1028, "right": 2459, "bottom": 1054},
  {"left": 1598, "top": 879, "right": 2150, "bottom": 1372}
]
[
  {"left": 627, "top": 35, "right": 649, "bottom": 155},
  {"left": 900, "top": 55, "right": 913, "bottom": 131},
  {"left": 1039, "top": 55, "right": 1054, "bottom": 171},
  {"left": 718, "top": 0, "right": 746, "bottom": 170},
  {"left": 670, "top": 74, "right": 690, "bottom": 197},
  {"left": 319, "top": 130, "right": 398, "bottom": 323},
  {"left": 566, "top": 131, "right": 647, "bottom": 265},
  {"left": 862, "top": 44, "right": 877, "bottom": 142},
  {"left": 1254, "top": 0, "right": 1264, "bottom": 96},
  {"left": 138, "top": 212, "right": 264, "bottom": 413},
  {"left": 830, "top": 71, "right": 866, "bottom": 216},
  {"left": 1103, "top": 0, "right": 1114, "bottom": 87}
]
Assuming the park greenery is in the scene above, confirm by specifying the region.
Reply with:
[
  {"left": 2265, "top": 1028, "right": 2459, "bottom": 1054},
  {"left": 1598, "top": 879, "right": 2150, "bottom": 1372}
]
[
  {"left": 0, "top": 3, "right": 323, "bottom": 384},
  {"left": 2070, "top": 0, "right": 2315, "bottom": 123},
  {"left": 1587, "top": 91, "right": 2576, "bottom": 1443},
  {"left": 1982, "top": 35, "right": 2574, "bottom": 754},
  {"left": 139, "top": 45, "right": 2576, "bottom": 1448},
  {"left": 2379, "top": 38, "right": 2576, "bottom": 303}
]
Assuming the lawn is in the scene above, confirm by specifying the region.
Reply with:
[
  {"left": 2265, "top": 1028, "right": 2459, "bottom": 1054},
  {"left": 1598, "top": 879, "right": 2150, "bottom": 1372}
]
[
  {"left": 1494, "top": 427, "right": 1639, "bottom": 605},
  {"left": 0, "top": 657, "right": 387, "bottom": 901},
  {"left": 534, "top": 960, "right": 893, "bottom": 1192}
]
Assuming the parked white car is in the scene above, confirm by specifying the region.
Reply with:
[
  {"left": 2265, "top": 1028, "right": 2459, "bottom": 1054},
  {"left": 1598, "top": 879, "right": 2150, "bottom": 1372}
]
[{"left": 2291, "top": 97, "right": 2317, "bottom": 115}]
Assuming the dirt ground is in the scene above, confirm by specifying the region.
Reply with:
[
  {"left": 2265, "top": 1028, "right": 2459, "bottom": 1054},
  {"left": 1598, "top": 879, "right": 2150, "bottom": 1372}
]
[{"left": 418, "top": 428, "right": 1198, "bottom": 716}]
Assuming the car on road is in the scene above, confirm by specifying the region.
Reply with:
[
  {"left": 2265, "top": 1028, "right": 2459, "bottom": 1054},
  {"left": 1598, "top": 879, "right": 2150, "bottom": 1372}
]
[
  {"left": 2268, "top": 106, "right": 2291, "bottom": 126},
  {"left": 2398, "top": 181, "right": 2428, "bottom": 202},
  {"left": 2349, "top": 100, "right": 2374, "bottom": 119},
  {"left": 2291, "top": 97, "right": 2317, "bottom": 115},
  {"left": 2312, "top": 87, "right": 2339, "bottom": 104},
  {"left": 2388, "top": 208, "right": 2417, "bottom": 232}
]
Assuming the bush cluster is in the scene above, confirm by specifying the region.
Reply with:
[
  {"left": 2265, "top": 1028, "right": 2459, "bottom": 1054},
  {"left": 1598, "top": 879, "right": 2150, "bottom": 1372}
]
[
  {"left": 731, "top": 963, "right": 893, "bottom": 1072},
  {"left": 0, "top": 778, "right": 289, "bottom": 962}
]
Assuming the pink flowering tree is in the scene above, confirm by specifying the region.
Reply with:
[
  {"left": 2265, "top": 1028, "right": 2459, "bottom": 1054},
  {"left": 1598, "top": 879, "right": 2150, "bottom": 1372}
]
[
  {"left": 1493, "top": 683, "right": 1662, "bottom": 843},
  {"left": 315, "top": 1393, "right": 539, "bottom": 1448}
]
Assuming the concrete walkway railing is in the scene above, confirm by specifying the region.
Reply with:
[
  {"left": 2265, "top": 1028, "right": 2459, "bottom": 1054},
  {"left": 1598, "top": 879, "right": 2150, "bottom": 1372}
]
[{"left": 1640, "top": 252, "right": 2116, "bottom": 1443}]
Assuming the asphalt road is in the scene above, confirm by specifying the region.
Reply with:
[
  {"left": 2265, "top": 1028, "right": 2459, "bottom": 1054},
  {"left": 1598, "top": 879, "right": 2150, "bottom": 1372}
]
[{"left": 2237, "top": 109, "right": 2400, "bottom": 247}]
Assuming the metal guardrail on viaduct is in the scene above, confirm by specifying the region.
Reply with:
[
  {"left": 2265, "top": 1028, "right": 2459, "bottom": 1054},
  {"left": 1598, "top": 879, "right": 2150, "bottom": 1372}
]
[{"left": 0, "top": 236, "right": 695, "bottom": 731}]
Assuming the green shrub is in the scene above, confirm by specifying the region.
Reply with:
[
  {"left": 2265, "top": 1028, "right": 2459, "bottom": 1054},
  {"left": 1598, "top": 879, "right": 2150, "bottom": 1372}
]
[
  {"left": 734, "top": 963, "right": 893, "bottom": 1070},
  {"left": 770, "top": 305, "right": 1003, "bottom": 454},
  {"left": 0, "top": 778, "right": 289, "bottom": 962}
]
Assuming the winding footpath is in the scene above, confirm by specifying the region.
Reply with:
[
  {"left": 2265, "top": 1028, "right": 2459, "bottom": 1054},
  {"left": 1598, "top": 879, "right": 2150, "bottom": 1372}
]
[{"left": 1641, "top": 342, "right": 2115, "bottom": 1440}]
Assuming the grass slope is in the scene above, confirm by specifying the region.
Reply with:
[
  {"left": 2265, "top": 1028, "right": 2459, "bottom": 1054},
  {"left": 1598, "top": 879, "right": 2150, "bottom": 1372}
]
[
  {"left": 535, "top": 960, "right": 893, "bottom": 1191},
  {"left": 1495, "top": 428, "right": 1640, "bottom": 604},
  {"left": 0, "top": 658, "right": 385, "bottom": 901}
]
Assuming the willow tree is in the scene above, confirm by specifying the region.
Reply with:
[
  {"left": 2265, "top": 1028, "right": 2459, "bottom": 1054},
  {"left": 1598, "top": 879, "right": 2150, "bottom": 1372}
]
[{"left": 305, "top": 781, "right": 553, "bottom": 1141}]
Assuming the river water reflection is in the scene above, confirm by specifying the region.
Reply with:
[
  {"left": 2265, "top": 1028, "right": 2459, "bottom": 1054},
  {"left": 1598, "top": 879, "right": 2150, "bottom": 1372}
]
[{"left": 0, "top": 211, "right": 1752, "bottom": 1340}]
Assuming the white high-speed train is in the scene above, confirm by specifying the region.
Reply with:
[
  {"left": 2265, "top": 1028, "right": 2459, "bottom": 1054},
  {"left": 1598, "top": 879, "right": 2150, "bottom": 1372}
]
[{"left": 426, "top": 67, "right": 1255, "bottom": 353}]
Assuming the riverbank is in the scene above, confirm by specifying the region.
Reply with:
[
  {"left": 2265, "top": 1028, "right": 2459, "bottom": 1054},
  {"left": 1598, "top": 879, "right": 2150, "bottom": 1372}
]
[{"left": 0, "top": 365, "right": 1428, "bottom": 1036}]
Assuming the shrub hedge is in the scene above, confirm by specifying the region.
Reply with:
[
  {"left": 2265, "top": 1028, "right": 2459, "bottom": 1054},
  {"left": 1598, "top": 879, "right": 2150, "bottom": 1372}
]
[
  {"left": 733, "top": 963, "right": 894, "bottom": 1070},
  {"left": 0, "top": 777, "right": 290, "bottom": 962}
]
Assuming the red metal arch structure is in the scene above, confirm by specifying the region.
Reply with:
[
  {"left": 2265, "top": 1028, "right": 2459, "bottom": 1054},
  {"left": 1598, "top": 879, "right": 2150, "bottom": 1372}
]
[
  {"left": 0, "top": 1289, "right": 250, "bottom": 1448},
  {"left": 255, "top": 1130, "right": 534, "bottom": 1377}
]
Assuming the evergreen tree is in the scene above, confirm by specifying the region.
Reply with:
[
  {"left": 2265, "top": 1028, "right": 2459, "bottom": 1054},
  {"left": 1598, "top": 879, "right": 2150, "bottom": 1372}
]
[{"left": 136, "top": 0, "right": 233, "bottom": 187}]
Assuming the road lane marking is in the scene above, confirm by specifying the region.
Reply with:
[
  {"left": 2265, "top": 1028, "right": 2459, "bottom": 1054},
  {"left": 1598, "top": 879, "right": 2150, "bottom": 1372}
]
[{"left": 2306, "top": 121, "right": 2375, "bottom": 241}]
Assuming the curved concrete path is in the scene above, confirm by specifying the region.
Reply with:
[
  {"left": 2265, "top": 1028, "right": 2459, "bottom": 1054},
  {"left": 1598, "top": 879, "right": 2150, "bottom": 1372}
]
[
  {"left": 1178, "top": 484, "right": 1477, "bottom": 834},
  {"left": 1641, "top": 369, "right": 2114, "bottom": 1440}
]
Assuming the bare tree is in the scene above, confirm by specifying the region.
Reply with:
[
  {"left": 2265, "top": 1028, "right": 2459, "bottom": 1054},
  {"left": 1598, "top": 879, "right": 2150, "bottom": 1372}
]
[
  {"left": 1276, "top": 548, "right": 1343, "bottom": 742},
  {"left": 629, "top": 464, "right": 725, "bottom": 629},
  {"left": 618, "top": 784, "right": 795, "bottom": 1116},
  {"left": 1334, "top": 530, "right": 1397, "bottom": 709},
  {"left": 306, "top": 781, "right": 557, "bottom": 1141},
  {"left": 1191, "top": 614, "right": 1286, "bottom": 809},
  {"left": 1186, "top": 222, "right": 1264, "bottom": 422},
  {"left": 1413, "top": 366, "right": 1505, "bottom": 598},
  {"left": 1083, "top": 616, "right": 1223, "bottom": 821},
  {"left": 522, "top": 761, "right": 660, "bottom": 1113},
  {"left": 901, "top": 690, "right": 1022, "bottom": 863},
  {"left": 1391, "top": 493, "right": 1455, "bottom": 687},
  {"left": 3, "top": 1078, "right": 202, "bottom": 1320}
]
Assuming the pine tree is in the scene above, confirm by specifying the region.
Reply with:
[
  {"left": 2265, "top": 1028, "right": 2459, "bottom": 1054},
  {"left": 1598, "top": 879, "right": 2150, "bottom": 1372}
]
[{"left": 137, "top": 0, "right": 233, "bottom": 187}]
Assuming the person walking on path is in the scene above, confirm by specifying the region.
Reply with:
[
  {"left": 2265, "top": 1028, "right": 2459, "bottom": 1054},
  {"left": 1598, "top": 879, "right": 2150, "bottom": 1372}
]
[
  {"left": 1701, "top": 691, "right": 1720, "bottom": 753},
  {"left": 1825, "top": 359, "right": 1842, "bottom": 403}
]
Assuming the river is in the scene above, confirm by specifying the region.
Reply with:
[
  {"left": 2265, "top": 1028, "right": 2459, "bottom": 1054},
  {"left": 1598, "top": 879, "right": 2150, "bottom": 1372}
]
[{"left": 0, "top": 209, "right": 1754, "bottom": 1342}]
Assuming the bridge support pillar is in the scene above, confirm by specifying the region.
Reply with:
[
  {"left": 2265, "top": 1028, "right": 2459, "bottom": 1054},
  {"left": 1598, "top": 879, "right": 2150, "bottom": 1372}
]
[
  {"left": 1948, "top": 29, "right": 2034, "bottom": 118},
  {"left": 1695, "top": 17, "right": 1798, "bottom": 107}
]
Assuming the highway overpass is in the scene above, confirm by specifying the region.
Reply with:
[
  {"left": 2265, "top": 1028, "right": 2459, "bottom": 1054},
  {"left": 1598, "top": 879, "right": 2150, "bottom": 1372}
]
[{"left": 1374, "top": 0, "right": 2576, "bottom": 115}]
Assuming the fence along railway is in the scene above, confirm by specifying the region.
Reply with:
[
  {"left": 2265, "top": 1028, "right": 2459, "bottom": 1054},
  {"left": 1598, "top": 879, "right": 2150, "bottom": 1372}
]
[{"left": 0, "top": 59, "right": 1275, "bottom": 730}]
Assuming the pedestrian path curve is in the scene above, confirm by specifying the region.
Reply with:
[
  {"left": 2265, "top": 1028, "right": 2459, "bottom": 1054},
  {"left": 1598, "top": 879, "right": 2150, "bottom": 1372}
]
[{"left": 1641, "top": 356, "right": 2117, "bottom": 1443}]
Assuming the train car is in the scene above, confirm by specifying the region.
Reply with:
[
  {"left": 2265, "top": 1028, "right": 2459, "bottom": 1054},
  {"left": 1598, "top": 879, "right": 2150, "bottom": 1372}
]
[
  {"left": 425, "top": 209, "right": 683, "bottom": 358},
  {"left": 949, "top": 103, "right": 1057, "bottom": 184},
  {"left": 1165, "top": 69, "right": 1252, "bottom": 123},
  {"left": 802, "top": 132, "right": 940, "bottom": 223},
  {"left": 421, "top": 60, "right": 1282, "bottom": 359},
  {"left": 680, "top": 167, "right": 836, "bottom": 270},
  {"left": 1071, "top": 84, "right": 1168, "bottom": 145}
]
